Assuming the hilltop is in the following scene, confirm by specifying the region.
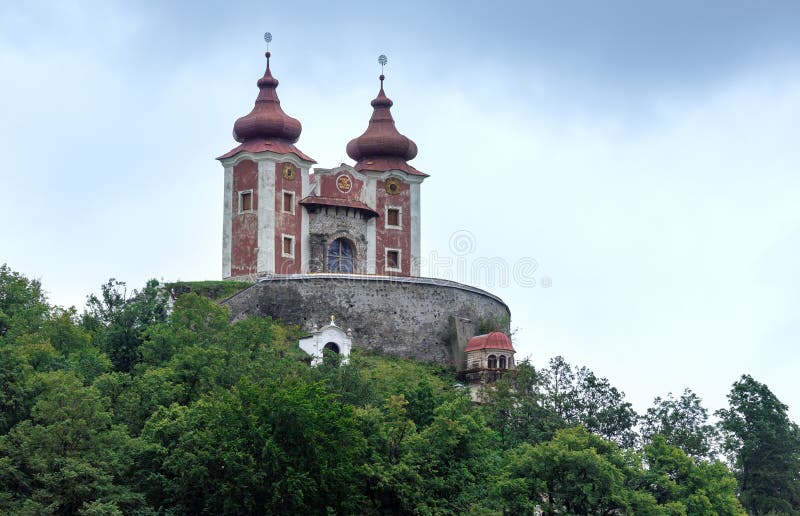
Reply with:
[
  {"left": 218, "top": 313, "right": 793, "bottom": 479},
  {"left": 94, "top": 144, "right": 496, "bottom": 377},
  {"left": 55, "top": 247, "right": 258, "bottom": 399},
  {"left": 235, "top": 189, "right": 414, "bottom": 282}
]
[{"left": 2, "top": 266, "right": 798, "bottom": 514}]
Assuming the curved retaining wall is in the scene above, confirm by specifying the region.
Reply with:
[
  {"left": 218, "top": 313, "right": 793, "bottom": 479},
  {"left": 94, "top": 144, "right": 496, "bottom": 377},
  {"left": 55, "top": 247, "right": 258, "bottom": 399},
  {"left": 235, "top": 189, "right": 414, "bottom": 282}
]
[{"left": 222, "top": 274, "right": 510, "bottom": 366}]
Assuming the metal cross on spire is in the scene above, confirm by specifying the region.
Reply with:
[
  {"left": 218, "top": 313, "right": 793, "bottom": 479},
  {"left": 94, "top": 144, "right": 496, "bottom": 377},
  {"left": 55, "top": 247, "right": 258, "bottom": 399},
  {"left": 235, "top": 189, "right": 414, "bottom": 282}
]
[
  {"left": 264, "top": 32, "right": 272, "bottom": 51},
  {"left": 378, "top": 54, "right": 388, "bottom": 74}
]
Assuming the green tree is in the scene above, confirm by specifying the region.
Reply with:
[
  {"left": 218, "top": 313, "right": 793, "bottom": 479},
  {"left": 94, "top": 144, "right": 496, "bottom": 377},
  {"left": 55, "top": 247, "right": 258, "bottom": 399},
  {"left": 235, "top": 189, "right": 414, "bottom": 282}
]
[
  {"left": 480, "top": 361, "right": 563, "bottom": 448},
  {"left": 0, "top": 264, "right": 49, "bottom": 341},
  {"left": 542, "top": 356, "right": 638, "bottom": 448},
  {"left": 639, "top": 435, "right": 745, "bottom": 515},
  {"left": 0, "top": 371, "right": 143, "bottom": 514},
  {"left": 641, "top": 388, "right": 718, "bottom": 460},
  {"left": 139, "top": 378, "right": 367, "bottom": 514},
  {"left": 83, "top": 279, "right": 169, "bottom": 372},
  {"left": 716, "top": 375, "right": 800, "bottom": 514},
  {"left": 495, "top": 426, "right": 651, "bottom": 515}
]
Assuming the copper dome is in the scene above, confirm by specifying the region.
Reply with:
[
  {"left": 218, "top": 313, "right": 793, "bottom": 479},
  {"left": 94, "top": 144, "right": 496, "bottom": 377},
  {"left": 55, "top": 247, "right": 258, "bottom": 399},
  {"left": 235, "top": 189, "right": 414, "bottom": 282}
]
[
  {"left": 346, "top": 76, "right": 418, "bottom": 164},
  {"left": 232, "top": 52, "right": 302, "bottom": 144}
]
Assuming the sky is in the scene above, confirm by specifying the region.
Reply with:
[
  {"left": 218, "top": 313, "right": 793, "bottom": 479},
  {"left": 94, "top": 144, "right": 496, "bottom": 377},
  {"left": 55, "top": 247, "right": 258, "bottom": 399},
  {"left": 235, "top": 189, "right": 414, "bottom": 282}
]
[{"left": 2, "top": 0, "right": 799, "bottom": 421}]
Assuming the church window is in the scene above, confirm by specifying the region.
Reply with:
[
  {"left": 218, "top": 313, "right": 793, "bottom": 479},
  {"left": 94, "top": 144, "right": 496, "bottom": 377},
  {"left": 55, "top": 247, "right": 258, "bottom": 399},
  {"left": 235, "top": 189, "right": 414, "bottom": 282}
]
[
  {"left": 282, "top": 235, "right": 294, "bottom": 258},
  {"left": 239, "top": 190, "right": 253, "bottom": 213},
  {"left": 283, "top": 191, "right": 295, "bottom": 213},
  {"left": 488, "top": 355, "right": 497, "bottom": 369},
  {"left": 386, "top": 249, "right": 401, "bottom": 271},
  {"left": 499, "top": 355, "right": 507, "bottom": 369},
  {"left": 386, "top": 207, "right": 401, "bottom": 228},
  {"left": 328, "top": 238, "right": 354, "bottom": 273}
]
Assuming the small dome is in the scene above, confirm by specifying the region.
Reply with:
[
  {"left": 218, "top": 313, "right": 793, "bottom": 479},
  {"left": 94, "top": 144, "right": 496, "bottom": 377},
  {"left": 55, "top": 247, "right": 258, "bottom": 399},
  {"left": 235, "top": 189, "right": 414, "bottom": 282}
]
[
  {"left": 232, "top": 52, "right": 302, "bottom": 144},
  {"left": 465, "top": 332, "right": 515, "bottom": 353},
  {"left": 346, "top": 75, "right": 418, "bottom": 165}
]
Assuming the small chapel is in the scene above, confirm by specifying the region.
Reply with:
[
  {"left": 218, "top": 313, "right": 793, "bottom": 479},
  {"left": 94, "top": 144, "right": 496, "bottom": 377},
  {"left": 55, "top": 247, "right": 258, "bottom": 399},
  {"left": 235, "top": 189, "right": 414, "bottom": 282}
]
[{"left": 218, "top": 37, "right": 516, "bottom": 389}]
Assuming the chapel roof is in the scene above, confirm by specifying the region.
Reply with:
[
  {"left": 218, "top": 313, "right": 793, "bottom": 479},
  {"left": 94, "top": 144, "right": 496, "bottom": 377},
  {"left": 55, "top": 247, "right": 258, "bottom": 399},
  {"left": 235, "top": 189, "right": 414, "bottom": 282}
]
[{"left": 465, "top": 332, "right": 515, "bottom": 353}]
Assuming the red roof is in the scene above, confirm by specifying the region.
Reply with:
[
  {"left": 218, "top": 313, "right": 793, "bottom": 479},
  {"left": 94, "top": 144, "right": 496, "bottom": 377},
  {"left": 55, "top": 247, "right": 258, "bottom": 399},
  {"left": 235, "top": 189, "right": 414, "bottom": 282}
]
[
  {"left": 346, "top": 75, "right": 426, "bottom": 176},
  {"left": 299, "top": 196, "right": 379, "bottom": 217},
  {"left": 354, "top": 157, "right": 428, "bottom": 177},
  {"left": 465, "top": 332, "right": 515, "bottom": 353},
  {"left": 217, "top": 138, "right": 315, "bottom": 162}
]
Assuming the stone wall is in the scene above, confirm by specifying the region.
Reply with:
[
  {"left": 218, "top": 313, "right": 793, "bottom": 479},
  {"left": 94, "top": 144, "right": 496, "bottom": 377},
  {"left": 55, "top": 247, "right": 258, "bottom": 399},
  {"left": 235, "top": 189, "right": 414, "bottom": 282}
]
[{"left": 222, "top": 274, "right": 510, "bottom": 367}]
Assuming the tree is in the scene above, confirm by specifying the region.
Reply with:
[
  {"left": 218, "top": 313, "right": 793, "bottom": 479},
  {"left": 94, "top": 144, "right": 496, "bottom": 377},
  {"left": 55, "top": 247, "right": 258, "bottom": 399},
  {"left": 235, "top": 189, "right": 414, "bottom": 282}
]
[
  {"left": 640, "top": 435, "right": 745, "bottom": 515},
  {"left": 0, "top": 371, "right": 143, "bottom": 514},
  {"left": 83, "top": 278, "right": 170, "bottom": 372},
  {"left": 139, "top": 378, "right": 368, "bottom": 515},
  {"left": 495, "top": 426, "right": 652, "bottom": 515},
  {"left": 541, "top": 356, "right": 638, "bottom": 448},
  {"left": 480, "top": 361, "right": 563, "bottom": 448},
  {"left": 641, "top": 388, "right": 718, "bottom": 460},
  {"left": 0, "top": 264, "right": 49, "bottom": 341},
  {"left": 716, "top": 375, "right": 800, "bottom": 514}
]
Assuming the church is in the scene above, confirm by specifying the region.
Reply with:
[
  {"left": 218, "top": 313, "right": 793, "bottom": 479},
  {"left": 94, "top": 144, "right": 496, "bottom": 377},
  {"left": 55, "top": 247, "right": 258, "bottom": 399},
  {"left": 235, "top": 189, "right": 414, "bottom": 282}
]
[{"left": 218, "top": 38, "right": 516, "bottom": 389}]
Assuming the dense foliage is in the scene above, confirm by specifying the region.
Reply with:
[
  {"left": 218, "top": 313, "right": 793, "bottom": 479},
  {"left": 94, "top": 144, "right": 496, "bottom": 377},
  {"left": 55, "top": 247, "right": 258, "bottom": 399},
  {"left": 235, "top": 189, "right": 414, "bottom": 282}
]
[{"left": 0, "top": 265, "right": 794, "bottom": 514}]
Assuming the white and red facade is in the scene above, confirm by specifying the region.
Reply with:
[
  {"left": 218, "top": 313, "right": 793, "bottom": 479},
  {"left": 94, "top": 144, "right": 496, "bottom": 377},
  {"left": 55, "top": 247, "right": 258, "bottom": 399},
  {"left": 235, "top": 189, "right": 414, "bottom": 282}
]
[{"left": 219, "top": 51, "right": 426, "bottom": 280}]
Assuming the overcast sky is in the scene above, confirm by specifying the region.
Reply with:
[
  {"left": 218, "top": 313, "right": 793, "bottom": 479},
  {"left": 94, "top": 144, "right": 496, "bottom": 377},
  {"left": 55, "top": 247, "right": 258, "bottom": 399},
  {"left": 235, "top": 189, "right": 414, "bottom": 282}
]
[{"left": 2, "top": 0, "right": 799, "bottom": 420}]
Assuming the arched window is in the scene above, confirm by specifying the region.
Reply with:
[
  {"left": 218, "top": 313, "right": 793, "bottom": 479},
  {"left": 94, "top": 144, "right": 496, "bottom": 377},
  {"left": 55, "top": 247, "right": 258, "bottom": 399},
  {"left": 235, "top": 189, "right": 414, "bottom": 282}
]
[
  {"left": 499, "top": 355, "right": 507, "bottom": 369},
  {"left": 327, "top": 238, "right": 354, "bottom": 273},
  {"left": 487, "top": 355, "right": 497, "bottom": 369},
  {"left": 508, "top": 356, "right": 514, "bottom": 368}
]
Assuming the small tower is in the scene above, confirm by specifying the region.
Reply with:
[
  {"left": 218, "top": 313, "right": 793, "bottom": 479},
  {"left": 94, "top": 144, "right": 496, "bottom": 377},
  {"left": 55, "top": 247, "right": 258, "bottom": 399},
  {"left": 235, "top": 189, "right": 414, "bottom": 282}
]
[
  {"left": 218, "top": 34, "right": 316, "bottom": 280},
  {"left": 462, "top": 331, "right": 516, "bottom": 399}
]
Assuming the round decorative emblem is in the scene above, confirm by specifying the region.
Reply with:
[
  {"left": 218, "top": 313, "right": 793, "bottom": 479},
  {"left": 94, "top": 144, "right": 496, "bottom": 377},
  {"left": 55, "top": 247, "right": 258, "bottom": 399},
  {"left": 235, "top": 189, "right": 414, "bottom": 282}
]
[
  {"left": 385, "top": 177, "right": 402, "bottom": 195},
  {"left": 336, "top": 174, "right": 352, "bottom": 193},
  {"left": 282, "top": 164, "right": 296, "bottom": 181}
]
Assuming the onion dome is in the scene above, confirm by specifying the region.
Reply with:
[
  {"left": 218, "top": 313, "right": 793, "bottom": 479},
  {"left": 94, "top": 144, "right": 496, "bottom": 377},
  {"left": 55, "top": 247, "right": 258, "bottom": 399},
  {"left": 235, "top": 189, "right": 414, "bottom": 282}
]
[
  {"left": 218, "top": 51, "right": 314, "bottom": 162},
  {"left": 234, "top": 51, "right": 301, "bottom": 143},
  {"left": 465, "top": 332, "right": 515, "bottom": 353},
  {"left": 346, "top": 75, "right": 426, "bottom": 176}
]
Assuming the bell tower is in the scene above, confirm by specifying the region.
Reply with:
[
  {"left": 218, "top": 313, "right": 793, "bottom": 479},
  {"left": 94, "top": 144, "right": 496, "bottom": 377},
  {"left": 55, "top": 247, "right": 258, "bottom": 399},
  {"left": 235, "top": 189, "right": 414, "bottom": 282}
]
[
  {"left": 218, "top": 34, "right": 315, "bottom": 280},
  {"left": 344, "top": 57, "right": 428, "bottom": 276}
]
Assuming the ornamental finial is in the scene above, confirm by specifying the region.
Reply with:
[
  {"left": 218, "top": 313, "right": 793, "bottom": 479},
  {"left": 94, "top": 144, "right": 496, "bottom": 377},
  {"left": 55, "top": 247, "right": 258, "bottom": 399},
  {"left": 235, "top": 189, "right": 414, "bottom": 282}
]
[{"left": 378, "top": 54, "right": 388, "bottom": 86}]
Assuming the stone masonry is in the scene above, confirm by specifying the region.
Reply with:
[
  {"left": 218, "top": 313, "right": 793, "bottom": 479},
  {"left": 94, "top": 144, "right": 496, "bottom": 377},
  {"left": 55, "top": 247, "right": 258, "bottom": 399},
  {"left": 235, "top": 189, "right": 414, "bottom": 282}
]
[{"left": 222, "top": 274, "right": 510, "bottom": 367}]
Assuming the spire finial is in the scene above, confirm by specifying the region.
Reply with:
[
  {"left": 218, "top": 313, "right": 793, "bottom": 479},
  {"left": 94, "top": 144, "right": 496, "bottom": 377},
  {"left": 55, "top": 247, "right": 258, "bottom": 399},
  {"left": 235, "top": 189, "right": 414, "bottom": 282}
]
[
  {"left": 264, "top": 32, "right": 273, "bottom": 66},
  {"left": 378, "top": 54, "right": 388, "bottom": 87},
  {"left": 330, "top": 314, "right": 336, "bottom": 326}
]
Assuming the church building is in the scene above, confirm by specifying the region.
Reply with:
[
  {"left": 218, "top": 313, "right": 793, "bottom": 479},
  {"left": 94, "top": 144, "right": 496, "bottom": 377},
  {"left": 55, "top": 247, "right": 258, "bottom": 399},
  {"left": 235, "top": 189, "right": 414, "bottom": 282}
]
[
  {"left": 218, "top": 49, "right": 425, "bottom": 280},
  {"left": 219, "top": 39, "right": 515, "bottom": 380}
]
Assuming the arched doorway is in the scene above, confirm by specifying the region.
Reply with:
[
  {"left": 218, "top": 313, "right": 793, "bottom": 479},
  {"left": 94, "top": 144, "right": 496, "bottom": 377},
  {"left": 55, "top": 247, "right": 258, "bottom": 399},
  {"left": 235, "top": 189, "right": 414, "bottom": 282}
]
[
  {"left": 327, "top": 238, "right": 354, "bottom": 273},
  {"left": 322, "top": 341, "right": 340, "bottom": 365}
]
